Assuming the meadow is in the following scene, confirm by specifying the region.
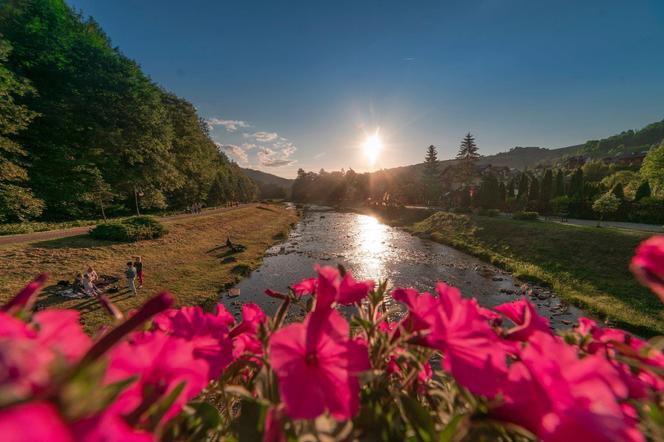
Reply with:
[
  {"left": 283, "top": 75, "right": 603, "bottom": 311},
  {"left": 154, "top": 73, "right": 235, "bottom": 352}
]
[{"left": 0, "top": 204, "right": 298, "bottom": 332}]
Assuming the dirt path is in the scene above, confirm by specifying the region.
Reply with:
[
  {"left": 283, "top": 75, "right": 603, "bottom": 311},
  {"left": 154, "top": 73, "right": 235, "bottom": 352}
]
[{"left": 0, "top": 204, "right": 254, "bottom": 246}]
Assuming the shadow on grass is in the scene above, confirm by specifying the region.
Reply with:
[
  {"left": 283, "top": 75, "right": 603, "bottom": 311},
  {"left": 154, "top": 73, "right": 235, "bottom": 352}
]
[
  {"left": 37, "top": 285, "right": 135, "bottom": 314},
  {"left": 30, "top": 234, "right": 116, "bottom": 250},
  {"left": 256, "top": 205, "right": 277, "bottom": 212}
]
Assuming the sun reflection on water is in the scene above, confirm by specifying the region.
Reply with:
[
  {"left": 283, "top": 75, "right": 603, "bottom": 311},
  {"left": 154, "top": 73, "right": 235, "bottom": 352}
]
[{"left": 352, "top": 214, "right": 389, "bottom": 280}]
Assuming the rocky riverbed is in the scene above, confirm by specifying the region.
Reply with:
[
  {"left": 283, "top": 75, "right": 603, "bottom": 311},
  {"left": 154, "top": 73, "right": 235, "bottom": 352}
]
[{"left": 226, "top": 206, "right": 582, "bottom": 328}]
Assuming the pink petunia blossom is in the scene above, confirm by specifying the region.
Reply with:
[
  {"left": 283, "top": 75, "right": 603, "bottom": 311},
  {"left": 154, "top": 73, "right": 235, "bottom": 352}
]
[
  {"left": 268, "top": 308, "right": 370, "bottom": 420},
  {"left": 1, "top": 273, "right": 48, "bottom": 315},
  {"left": 229, "top": 304, "right": 267, "bottom": 363},
  {"left": 0, "top": 401, "right": 73, "bottom": 442},
  {"left": 393, "top": 283, "right": 507, "bottom": 397},
  {"left": 32, "top": 310, "right": 92, "bottom": 362},
  {"left": 493, "top": 331, "right": 641, "bottom": 442},
  {"left": 630, "top": 235, "right": 664, "bottom": 301},
  {"left": 71, "top": 411, "right": 154, "bottom": 442},
  {"left": 106, "top": 331, "right": 208, "bottom": 424},
  {"left": 494, "top": 298, "right": 550, "bottom": 341},
  {"left": 292, "top": 277, "right": 317, "bottom": 296},
  {"left": 301, "top": 266, "right": 375, "bottom": 310}
]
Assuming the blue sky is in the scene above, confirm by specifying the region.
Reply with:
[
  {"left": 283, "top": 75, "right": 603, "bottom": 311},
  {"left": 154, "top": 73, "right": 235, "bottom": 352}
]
[{"left": 67, "top": 0, "right": 664, "bottom": 178}]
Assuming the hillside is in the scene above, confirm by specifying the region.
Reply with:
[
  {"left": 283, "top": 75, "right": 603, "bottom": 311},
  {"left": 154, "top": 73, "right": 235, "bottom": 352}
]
[
  {"left": 377, "top": 118, "right": 664, "bottom": 177},
  {"left": 242, "top": 168, "right": 293, "bottom": 199},
  {"left": 0, "top": 0, "right": 257, "bottom": 222}
]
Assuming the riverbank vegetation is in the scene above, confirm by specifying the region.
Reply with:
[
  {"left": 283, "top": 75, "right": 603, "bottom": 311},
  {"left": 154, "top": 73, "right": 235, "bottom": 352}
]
[
  {"left": 0, "top": 204, "right": 297, "bottom": 331},
  {"left": 0, "top": 0, "right": 257, "bottom": 223},
  {"left": 409, "top": 211, "right": 663, "bottom": 336}
]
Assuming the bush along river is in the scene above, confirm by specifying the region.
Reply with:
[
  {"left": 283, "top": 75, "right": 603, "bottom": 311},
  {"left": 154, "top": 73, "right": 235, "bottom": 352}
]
[{"left": 226, "top": 205, "right": 581, "bottom": 328}]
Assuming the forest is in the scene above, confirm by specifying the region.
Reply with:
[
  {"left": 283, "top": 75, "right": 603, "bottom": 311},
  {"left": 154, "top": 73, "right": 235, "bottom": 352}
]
[
  {"left": 292, "top": 129, "right": 664, "bottom": 224},
  {"left": 0, "top": 0, "right": 257, "bottom": 222}
]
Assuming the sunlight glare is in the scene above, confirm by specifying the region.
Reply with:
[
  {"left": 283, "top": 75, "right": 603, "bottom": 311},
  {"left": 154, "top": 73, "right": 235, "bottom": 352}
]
[{"left": 362, "top": 129, "right": 383, "bottom": 165}]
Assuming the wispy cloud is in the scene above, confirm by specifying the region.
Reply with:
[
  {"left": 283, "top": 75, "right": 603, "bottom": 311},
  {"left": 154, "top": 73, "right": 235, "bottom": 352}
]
[
  {"left": 206, "top": 118, "right": 250, "bottom": 132},
  {"left": 241, "top": 143, "right": 257, "bottom": 150},
  {"left": 244, "top": 131, "right": 279, "bottom": 142},
  {"left": 258, "top": 144, "right": 297, "bottom": 167},
  {"left": 215, "top": 142, "right": 248, "bottom": 164}
]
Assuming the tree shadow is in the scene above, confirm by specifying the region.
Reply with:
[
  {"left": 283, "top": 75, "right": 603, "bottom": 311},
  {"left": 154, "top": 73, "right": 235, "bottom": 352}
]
[{"left": 29, "top": 234, "right": 116, "bottom": 250}]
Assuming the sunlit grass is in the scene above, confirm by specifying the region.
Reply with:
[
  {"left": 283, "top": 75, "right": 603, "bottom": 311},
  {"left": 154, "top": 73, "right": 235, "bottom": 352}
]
[{"left": 0, "top": 204, "right": 298, "bottom": 332}]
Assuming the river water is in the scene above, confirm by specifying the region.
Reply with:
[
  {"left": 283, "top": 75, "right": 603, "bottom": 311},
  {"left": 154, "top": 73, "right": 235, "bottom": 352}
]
[{"left": 226, "top": 206, "right": 581, "bottom": 329}]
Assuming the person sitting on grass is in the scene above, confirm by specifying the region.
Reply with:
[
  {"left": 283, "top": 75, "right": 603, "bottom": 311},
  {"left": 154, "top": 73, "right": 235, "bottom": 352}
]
[
  {"left": 82, "top": 273, "right": 101, "bottom": 297},
  {"left": 125, "top": 261, "right": 137, "bottom": 295},
  {"left": 87, "top": 266, "right": 99, "bottom": 283},
  {"left": 72, "top": 272, "right": 85, "bottom": 295}
]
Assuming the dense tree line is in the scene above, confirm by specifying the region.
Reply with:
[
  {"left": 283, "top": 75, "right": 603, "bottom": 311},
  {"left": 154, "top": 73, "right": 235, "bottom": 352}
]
[{"left": 0, "top": 0, "right": 256, "bottom": 221}]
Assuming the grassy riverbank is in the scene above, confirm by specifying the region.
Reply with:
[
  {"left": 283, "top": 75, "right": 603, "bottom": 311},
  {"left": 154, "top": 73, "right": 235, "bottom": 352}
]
[
  {"left": 0, "top": 204, "right": 298, "bottom": 332},
  {"left": 408, "top": 212, "right": 662, "bottom": 336}
]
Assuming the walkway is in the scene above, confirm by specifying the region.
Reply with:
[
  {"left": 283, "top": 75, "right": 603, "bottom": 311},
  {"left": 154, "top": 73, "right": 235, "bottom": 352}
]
[
  {"left": 0, "top": 204, "right": 253, "bottom": 246},
  {"left": 540, "top": 216, "right": 663, "bottom": 233}
]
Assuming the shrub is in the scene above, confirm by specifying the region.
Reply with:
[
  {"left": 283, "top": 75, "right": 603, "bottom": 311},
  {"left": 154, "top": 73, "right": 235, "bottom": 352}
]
[
  {"left": 478, "top": 208, "right": 500, "bottom": 217},
  {"left": 512, "top": 211, "right": 539, "bottom": 221},
  {"left": 89, "top": 216, "right": 165, "bottom": 241}
]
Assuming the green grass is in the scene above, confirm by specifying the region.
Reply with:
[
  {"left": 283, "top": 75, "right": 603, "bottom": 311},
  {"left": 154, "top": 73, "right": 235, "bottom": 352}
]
[
  {"left": 0, "top": 204, "right": 298, "bottom": 332},
  {"left": 409, "top": 212, "right": 663, "bottom": 336},
  {"left": 0, "top": 219, "right": 105, "bottom": 236}
]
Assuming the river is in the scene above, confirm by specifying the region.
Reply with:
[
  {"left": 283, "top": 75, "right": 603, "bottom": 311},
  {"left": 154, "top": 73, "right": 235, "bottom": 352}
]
[{"left": 226, "top": 206, "right": 581, "bottom": 328}]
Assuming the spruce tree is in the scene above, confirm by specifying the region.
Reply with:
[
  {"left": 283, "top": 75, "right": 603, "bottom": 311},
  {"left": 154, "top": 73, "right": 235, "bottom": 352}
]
[
  {"left": 554, "top": 170, "right": 565, "bottom": 197},
  {"left": 569, "top": 169, "right": 584, "bottom": 197},
  {"left": 611, "top": 183, "right": 625, "bottom": 200},
  {"left": 528, "top": 177, "right": 540, "bottom": 201},
  {"left": 634, "top": 181, "right": 651, "bottom": 201},
  {"left": 422, "top": 145, "right": 440, "bottom": 204},
  {"left": 540, "top": 170, "right": 553, "bottom": 202},
  {"left": 456, "top": 133, "right": 479, "bottom": 187},
  {"left": 517, "top": 173, "right": 529, "bottom": 200}
]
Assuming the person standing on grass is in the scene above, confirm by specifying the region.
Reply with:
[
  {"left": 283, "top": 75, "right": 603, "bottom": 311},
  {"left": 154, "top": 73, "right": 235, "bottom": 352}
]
[
  {"left": 125, "top": 261, "right": 137, "bottom": 295},
  {"left": 134, "top": 256, "right": 144, "bottom": 288}
]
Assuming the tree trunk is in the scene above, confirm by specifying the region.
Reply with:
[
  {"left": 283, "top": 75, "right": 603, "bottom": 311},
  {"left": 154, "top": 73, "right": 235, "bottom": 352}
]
[
  {"left": 134, "top": 187, "right": 141, "bottom": 216},
  {"left": 99, "top": 198, "right": 107, "bottom": 221}
]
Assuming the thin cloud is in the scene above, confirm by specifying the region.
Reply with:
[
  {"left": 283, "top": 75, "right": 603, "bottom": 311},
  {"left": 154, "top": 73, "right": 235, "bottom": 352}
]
[
  {"left": 206, "top": 118, "right": 250, "bottom": 132},
  {"left": 215, "top": 142, "right": 248, "bottom": 163},
  {"left": 245, "top": 131, "right": 279, "bottom": 142},
  {"left": 258, "top": 145, "right": 297, "bottom": 167},
  {"left": 241, "top": 143, "right": 257, "bottom": 150}
]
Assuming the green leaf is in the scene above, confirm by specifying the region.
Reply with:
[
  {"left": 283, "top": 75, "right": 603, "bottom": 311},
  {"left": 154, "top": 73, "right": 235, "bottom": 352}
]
[
  {"left": 400, "top": 394, "right": 436, "bottom": 442},
  {"left": 238, "top": 398, "right": 267, "bottom": 442},
  {"left": 438, "top": 414, "right": 464, "bottom": 442}
]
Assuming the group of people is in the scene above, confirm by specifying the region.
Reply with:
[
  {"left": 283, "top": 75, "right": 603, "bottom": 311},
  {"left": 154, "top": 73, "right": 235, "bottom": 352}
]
[
  {"left": 188, "top": 202, "right": 204, "bottom": 214},
  {"left": 71, "top": 256, "right": 144, "bottom": 297},
  {"left": 125, "top": 256, "right": 144, "bottom": 295},
  {"left": 72, "top": 266, "right": 101, "bottom": 297}
]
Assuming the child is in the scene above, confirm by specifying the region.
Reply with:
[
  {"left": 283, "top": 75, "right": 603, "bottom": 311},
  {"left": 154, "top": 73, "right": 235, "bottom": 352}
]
[
  {"left": 82, "top": 273, "right": 101, "bottom": 296},
  {"left": 134, "top": 256, "right": 144, "bottom": 288},
  {"left": 125, "top": 261, "right": 137, "bottom": 295},
  {"left": 87, "top": 266, "right": 99, "bottom": 283}
]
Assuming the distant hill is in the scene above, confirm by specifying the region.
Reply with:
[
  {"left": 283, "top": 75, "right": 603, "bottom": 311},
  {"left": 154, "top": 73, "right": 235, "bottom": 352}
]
[
  {"left": 376, "top": 118, "right": 664, "bottom": 177},
  {"left": 242, "top": 168, "right": 293, "bottom": 198}
]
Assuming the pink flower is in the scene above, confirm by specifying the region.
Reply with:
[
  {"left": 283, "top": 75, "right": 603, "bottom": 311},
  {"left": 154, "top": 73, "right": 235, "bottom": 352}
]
[
  {"left": 106, "top": 331, "right": 208, "bottom": 424},
  {"left": 32, "top": 310, "right": 92, "bottom": 362},
  {"left": 301, "top": 266, "right": 375, "bottom": 310},
  {"left": 292, "top": 277, "right": 317, "bottom": 296},
  {"left": 0, "top": 401, "right": 73, "bottom": 442},
  {"left": 262, "top": 406, "right": 286, "bottom": 442},
  {"left": 229, "top": 304, "right": 267, "bottom": 362},
  {"left": 1, "top": 273, "right": 48, "bottom": 315},
  {"left": 162, "top": 305, "right": 235, "bottom": 379},
  {"left": 71, "top": 411, "right": 154, "bottom": 442},
  {"left": 631, "top": 235, "right": 664, "bottom": 301},
  {"left": 493, "top": 331, "right": 641, "bottom": 442},
  {"left": 394, "top": 283, "right": 507, "bottom": 397},
  {"left": 268, "top": 309, "right": 370, "bottom": 420},
  {"left": 494, "top": 298, "right": 550, "bottom": 341}
]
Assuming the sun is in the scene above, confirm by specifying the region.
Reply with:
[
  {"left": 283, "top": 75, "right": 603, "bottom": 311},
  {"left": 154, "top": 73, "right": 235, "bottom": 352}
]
[{"left": 362, "top": 129, "right": 383, "bottom": 164}]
